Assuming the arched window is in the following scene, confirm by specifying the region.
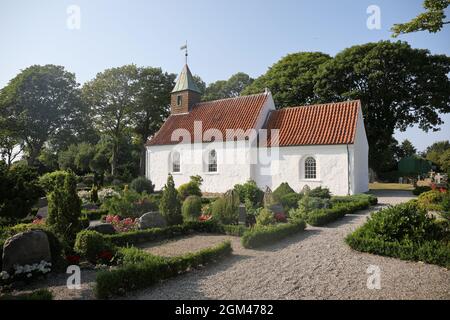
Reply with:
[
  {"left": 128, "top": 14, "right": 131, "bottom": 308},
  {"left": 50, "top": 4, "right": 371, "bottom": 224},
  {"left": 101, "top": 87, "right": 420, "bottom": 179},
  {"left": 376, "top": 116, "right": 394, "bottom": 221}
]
[
  {"left": 304, "top": 157, "right": 316, "bottom": 179},
  {"left": 208, "top": 150, "right": 217, "bottom": 172},
  {"left": 172, "top": 151, "right": 180, "bottom": 173}
]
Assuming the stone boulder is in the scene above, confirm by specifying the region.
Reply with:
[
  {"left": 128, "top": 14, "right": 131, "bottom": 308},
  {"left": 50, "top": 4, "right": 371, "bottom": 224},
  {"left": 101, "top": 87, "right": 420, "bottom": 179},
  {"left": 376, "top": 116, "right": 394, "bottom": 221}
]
[
  {"left": 87, "top": 223, "right": 116, "bottom": 235},
  {"left": 139, "top": 212, "right": 167, "bottom": 230},
  {"left": 36, "top": 206, "right": 48, "bottom": 219},
  {"left": 2, "top": 230, "right": 51, "bottom": 273}
]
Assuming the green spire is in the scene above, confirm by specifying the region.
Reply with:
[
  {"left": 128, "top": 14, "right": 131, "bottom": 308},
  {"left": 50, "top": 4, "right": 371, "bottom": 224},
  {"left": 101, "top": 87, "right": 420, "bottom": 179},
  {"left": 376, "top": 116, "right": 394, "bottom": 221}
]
[{"left": 172, "top": 64, "right": 201, "bottom": 93}]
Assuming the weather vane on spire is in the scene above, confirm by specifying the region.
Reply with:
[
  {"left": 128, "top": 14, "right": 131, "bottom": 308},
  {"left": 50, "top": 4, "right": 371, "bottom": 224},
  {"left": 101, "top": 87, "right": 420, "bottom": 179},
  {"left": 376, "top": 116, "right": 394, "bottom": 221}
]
[{"left": 180, "top": 41, "right": 188, "bottom": 65}]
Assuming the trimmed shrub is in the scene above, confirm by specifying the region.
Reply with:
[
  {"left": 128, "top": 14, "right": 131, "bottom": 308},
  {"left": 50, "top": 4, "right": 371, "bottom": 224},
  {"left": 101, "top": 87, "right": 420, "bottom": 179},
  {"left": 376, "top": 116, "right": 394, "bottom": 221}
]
[
  {"left": 346, "top": 201, "right": 450, "bottom": 268},
  {"left": 289, "top": 194, "right": 331, "bottom": 220},
  {"left": 413, "top": 186, "right": 432, "bottom": 196},
  {"left": 273, "top": 183, "right": 296, "bottom": 202},
  {"left": 130, "top": 177, "right": 154, "bottom": 194},
  {"left": 221, "top": 224, "right": 248, "bottom": 236},
  {"left": 95, "top": 240, "right": 232, "bottom": 299},
  {"left": 255, "top": 208, "right": 276, "bottom": 226},
  {"left": 74, "top": 230, "right": 113, "bottom": 263},
  {"left": 417, "top": 191, "right": 444, "bottom": 212},
  {"left": 47, "top": 171, "right": 82, "bottom": 245},
  {"left": 233, "top": 180, "right": 263, "bottom": 207},
  {"left": 182, "top": 195, "right": 202, "bottom": 222},
  {"left": 159, "top": 175, "right": 182, "bottom": 225},
  {"left": 39, "top": 171, "right": 70, "bottom": 193},
  {"left": 308, "top": 186, "right": 332, "bottom": 199},
  {"left": 280, "top": 193, "right": 302, "bottom": 210},
  {"left": 178, "top": 175, "right": 202, "bottom": 201},
  {"left": 241, "top": 220, "right": 306, "bottom": 249}
]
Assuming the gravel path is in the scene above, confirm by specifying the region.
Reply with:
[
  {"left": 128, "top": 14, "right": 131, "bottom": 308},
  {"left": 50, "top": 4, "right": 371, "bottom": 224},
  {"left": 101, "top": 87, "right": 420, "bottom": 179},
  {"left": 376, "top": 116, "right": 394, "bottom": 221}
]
[{"left": 128, "top": 190, "right": 450, "bottom": 300}]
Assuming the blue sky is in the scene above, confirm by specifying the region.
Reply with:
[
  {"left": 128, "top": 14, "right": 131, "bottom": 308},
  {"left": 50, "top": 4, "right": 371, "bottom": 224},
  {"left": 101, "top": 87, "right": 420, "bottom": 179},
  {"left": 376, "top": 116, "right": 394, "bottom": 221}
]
[{"left": 0, "top": 0, "right": 449, "bottom": 151}]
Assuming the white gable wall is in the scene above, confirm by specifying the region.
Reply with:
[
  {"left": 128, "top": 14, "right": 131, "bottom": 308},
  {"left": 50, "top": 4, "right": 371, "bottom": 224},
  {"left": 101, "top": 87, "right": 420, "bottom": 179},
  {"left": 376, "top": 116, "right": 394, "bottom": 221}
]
[{"left": 349, "top": 106, "right": 369, "bottom": 194}]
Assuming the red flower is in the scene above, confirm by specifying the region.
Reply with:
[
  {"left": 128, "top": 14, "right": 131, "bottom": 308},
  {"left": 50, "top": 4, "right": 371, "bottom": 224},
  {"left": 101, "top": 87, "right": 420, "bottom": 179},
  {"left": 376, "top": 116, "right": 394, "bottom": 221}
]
[
  {"left": 66, "top": 255, "right": 81, "bottom": 265},
  {"left": 97, "top": 250, "right": 113, "bottom": 262},
  {"left": 274, "top": 213, "right": 287, "bottom": 223},
  {"left": 198, "top": 214, "right": 212, "bottom": 222}
]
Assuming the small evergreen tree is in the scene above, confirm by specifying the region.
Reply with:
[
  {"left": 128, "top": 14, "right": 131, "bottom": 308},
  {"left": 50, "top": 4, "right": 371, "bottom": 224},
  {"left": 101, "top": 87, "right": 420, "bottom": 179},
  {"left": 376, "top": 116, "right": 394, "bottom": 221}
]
[
  {"left": 159, "top": 174, "right": 182, "bottom": 225},
  {"left": 47, "top": 171, "right": 82, "bottom": 245}
]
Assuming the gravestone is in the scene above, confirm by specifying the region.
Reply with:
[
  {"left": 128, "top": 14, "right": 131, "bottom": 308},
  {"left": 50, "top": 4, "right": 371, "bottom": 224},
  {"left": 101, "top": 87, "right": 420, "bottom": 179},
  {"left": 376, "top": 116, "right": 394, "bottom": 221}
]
[
  {"left": 87, "top": 223, "right": 116, "bottom": 235},
  {"left": 36, "top": 206, "right": 48, "bottom": 219},
  {"left": 238, "top": 204, "right": 247, "bottom": 225},
  {"left": 2, "top": 230, "right": 51, "bottom": 273},
  {"left": 138, "top": 212, "right": 167, "bottom": 230}
]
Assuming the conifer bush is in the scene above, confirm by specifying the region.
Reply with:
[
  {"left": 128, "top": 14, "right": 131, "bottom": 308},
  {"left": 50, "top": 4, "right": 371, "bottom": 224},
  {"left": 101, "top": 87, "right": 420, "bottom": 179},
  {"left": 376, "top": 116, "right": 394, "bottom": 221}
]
[
  {"left": 47, "top": 171, "right": 82, "bottom": 245},
  {"left": 159, "top": 174, "right": 182, "bottom": 225}
]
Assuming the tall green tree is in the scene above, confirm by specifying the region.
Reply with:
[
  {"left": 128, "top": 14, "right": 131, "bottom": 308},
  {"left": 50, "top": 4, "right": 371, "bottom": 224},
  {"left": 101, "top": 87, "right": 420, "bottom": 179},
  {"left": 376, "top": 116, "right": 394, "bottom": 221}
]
[
  {"left": 203, "top": 72, "right": 254, "bottom": 101},
  {"left": 243, "top": 52, "right": 331, "bottom": 108},
  {"left": 425, "top": 140, "right": 450, "bottom": 167},
  {"left": 82, "top": 65, "right": 140, "bottom": 176},
  {"left": 314, "top": 41, "right": 450, "bottom": 173},
  {"left": 396, "top": 139, "right": 417, "bottom": 160},
  {"left": 133, "top": 67, "right": 175, "bottom": 175},
  {"left": 392, "top": 0, "right": 450, "bottom": 37},
  {"left": 0, "top": 65, "right": 85, "bottom": 166}
]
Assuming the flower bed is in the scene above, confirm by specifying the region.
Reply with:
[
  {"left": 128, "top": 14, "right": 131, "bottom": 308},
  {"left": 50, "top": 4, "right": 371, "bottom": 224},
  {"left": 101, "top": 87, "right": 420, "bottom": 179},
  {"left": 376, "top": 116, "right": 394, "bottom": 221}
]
[
  {"left": 241, "top": 219, "right": 306, "bottom": 249},
  {"left": 95, "top": 240, "right": 232, "bottom": 299}
]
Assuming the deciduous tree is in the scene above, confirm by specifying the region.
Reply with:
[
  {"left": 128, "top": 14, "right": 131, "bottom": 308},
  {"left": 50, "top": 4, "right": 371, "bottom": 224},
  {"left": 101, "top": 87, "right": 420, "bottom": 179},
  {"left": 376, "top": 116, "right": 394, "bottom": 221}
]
[
  {"left": 314, "top": 41, "right": 450, "bottom": 173},
  {"left": 243, "top": 52, "right": 331, "bottom": 108},
  {"left": 392, "top": 0, "right": 450, "bottom": 37}
]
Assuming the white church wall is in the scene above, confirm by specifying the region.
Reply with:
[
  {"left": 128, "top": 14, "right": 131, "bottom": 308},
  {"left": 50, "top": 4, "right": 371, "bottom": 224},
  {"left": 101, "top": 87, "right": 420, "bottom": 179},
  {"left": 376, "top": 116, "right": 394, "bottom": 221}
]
[
  {"left": 253, "top": 144, "right": 351, "bottom": 196},
  {"left": 146, "top": 140, "right": 252, "bottom": 193}
]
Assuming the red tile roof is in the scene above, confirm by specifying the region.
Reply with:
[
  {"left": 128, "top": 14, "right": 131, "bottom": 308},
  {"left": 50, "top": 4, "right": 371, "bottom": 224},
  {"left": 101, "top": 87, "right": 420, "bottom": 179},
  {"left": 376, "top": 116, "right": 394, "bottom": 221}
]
[
  {"left": 146, "top": 93, "right": 269, "bottom": 146},
  {"left": 264, "top": 100, "right": 360, "bottom": 146}
]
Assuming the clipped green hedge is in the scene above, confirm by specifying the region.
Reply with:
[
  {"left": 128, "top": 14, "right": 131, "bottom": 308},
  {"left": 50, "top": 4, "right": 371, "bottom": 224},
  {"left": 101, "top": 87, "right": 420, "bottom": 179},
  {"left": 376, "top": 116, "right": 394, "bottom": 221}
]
[
  {"left": 241, "top": 219, "right": 306, "bottom": 249},
  {"left": 346, "top": 232, "right": 450, "bottom": 268},
  {"left": 346, "top": 201, "right": 450, "bottom": 268},
  {"left": 95, "top": 240, "right": 232, "bottom": 299},
  {"left": 0, "top": 288, "right": 53, "bottom": 301},
  {"left": 331, "top": 194, "right": 378, "bottom": 206},
  {"left": 306, "top": 199, "right": 372, "bottom": 227}
]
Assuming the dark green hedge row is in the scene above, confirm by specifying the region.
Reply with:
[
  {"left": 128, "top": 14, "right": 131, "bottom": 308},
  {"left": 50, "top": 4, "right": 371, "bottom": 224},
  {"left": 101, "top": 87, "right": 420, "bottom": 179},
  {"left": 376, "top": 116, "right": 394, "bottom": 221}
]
[
  {"left": 331, "top": 194, "right": 378, "bottom": 206},
  {"left": 0, "top": 288, "right": 53, "bottom": 300},
  {"left": 307, "top": 199, "right": 372, "bottom": 227},
  {"left": 346, "top": 232, "right": 450, "bottom": 268},
  {"left": 95, "top": 240, "right": 232, "bottom": 299},
  {"left": 102, "top": 221, "right": 245, "bottom": 247},
  {"left": 241, "top": 219, "right": 306, "bottom": 249}
]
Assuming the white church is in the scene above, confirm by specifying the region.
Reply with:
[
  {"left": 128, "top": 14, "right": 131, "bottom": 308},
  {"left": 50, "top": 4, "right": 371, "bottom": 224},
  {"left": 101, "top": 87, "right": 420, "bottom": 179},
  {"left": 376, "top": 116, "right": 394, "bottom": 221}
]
[{"left": 145, "top": 63, "right": 369, "bottom": 196}]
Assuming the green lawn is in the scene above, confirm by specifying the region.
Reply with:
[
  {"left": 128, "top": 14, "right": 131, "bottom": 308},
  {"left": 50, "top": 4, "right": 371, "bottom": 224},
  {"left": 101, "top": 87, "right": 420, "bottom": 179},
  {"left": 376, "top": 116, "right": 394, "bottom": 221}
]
[{"left": 369, "top": 183, "right": 414, "bottom": 191}]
